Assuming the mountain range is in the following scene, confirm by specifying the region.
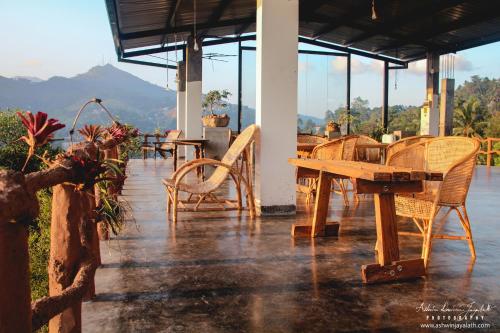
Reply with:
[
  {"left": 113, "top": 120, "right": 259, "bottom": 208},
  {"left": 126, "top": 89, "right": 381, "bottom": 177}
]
[{"left": 0, "top": 64, "right": 323, "bottom": 132}]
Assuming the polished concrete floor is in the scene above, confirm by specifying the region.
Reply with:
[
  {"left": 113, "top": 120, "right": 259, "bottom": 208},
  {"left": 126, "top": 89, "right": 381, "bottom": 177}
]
[{"left": 83, "top": 159, "right": 500, "bottom": 332}]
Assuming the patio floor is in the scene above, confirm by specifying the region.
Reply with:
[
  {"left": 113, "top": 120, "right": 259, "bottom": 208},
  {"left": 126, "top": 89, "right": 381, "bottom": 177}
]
[{"left": 83, "top": 159, "right": 499, "bottom": 332}]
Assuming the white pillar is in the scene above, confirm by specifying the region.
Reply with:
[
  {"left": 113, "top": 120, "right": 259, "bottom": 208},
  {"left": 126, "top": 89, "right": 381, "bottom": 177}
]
[
  {"left": 439, "top": 78, "right": 454, "bottom": 136},
  {"left": 255, "top": 0, "right": 298, "bottom": 215},
  {"left": 185, "top": 36, "right": 203, "bottom": 160},
  {"left": 422, "top": 52, "right": 440, "bottom": 136},
  {"left": 176, "top": 61, "right": 186, "bottom": 157}
]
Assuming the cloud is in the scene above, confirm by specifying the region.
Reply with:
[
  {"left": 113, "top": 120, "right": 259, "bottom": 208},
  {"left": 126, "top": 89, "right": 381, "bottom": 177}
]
[
  {"left": 298, "top": 61, "right": 315, "bottom": 72},
  {"left": 407, "top": 60, "right": 427, "bottom": 75},
  {"left": 23, "top": 59, "right": 42, "bottom": 67},
  {"left": 330, "top": 57, "right": 379, "bottom": 74},
  {"left": 454, "top": 55, "right": 474, "bottom": 71},
  {"left": 406, "top": 55, "right": 474, "bottom": 75}
]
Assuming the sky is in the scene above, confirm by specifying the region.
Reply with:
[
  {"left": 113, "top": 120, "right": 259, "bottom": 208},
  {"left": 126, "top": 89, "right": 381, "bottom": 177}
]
[{"left": 1, "top": 0, "right": 499, "bottom": 119}]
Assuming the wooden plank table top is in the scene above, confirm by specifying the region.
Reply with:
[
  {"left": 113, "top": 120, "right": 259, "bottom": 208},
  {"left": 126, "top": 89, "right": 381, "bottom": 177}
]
[{"left": 288, "top": 158, "right": 444, "bottom": 284}]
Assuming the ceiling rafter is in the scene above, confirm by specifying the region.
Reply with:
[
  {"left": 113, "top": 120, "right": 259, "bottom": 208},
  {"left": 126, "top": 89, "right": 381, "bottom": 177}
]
[
  {"left": 200, "top": 0, "right": 234, "bottom": 36},
  {"left": 311, "top": 2, "right": 377, "bottom": 39},
  {"left": 374, "top": 6, "right": 499, "bottom": 53},
  {"left": 345, "top": 0, "right": 467, "bottom": 46}
]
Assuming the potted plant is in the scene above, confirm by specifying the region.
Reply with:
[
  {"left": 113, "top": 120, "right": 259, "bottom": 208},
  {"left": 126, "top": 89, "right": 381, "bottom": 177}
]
[{"left": 202, "top": 89, "right": 231, "bottom": 127}]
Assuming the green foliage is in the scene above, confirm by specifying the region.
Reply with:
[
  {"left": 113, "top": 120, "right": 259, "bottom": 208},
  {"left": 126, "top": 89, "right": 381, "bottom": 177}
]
[
  {"left": 120, "top": 124, "right": 142, "bottom": 159},
  {"left": 202, "top": 90, "right": 231, "bottom": 116},
  {"left": 453, "top": 97, "right": 489, "bottom": 137},
  {"left": 0, "top": 109, "right": 61, "bottom": 172},
  {"left": 29, "top": 190, "right": 52, "bottom": 302},
  {"left": 455, "top": 76, "right": 499, "bottom": 114}
]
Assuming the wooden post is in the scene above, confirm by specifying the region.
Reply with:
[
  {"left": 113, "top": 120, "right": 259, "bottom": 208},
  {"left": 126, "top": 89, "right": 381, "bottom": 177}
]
[
  {"left": 487, "top": 138, "right": 492, "bottom": 167},
  {"left": 0, "top": 223, "right": 31, "bottom": 333},
  {"left": 373, "top": 193, "right": 400, "bottom": 265}
]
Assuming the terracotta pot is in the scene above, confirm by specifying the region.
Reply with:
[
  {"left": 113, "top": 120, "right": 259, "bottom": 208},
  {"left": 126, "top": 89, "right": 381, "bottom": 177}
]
[{"left": 202, "top": 115, "right": 230, "bottom": 127}]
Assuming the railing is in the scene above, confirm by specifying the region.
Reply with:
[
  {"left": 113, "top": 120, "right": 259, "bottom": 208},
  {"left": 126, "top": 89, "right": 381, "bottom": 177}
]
[
  {"left": 0, "top": 136, "right": 128, "bottom": 333},
  {"left": 478, "top": 137, "right": 500, "bottom": 166}
]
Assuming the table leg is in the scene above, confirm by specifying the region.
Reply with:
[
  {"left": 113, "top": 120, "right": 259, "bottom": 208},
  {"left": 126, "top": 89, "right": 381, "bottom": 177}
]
[
  {"left": 173, "top": 145, "right": 178, "bottom": 171},
  {"left": 361, "top": 193, "right": 425, "bottom": 283},
  {"left": 195, "top": 146, "right": 202, "bottom": 180},
  {"left": 292, "top": 171, "right": 339, "bottom": 238}
]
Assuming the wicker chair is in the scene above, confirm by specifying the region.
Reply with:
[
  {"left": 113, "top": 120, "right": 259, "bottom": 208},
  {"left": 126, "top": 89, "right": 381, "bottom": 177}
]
[
  {"left": 297, "top": 134, "right": 328, "bottom": 158},
  {"left": 163, "top": 125, "right": 257, "bottom": 223},
  {"left": 355, "top": 135, "right": 382, "bottom": 163},
  {"left": 385, "top": 135, "right": 434, "bottom": 162},
  {"left": 387, "top": 137, "right": 480, "bottom": 267},
  {"left": 298, "top": 135, "right": 359, "bottom": 206},
  {"left": 156, "top": 130, "right": 182, "bottom": 158}
]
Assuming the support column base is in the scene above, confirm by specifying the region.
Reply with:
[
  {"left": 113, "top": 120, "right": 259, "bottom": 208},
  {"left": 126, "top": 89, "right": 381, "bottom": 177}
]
[
  {"left": 258, "top": 205, "right": 296, "bottom": 216},
  {"left": 361, "top": 258, "right": 425, "bottom": 284},
  {"left": 292, "top": 222, "right": 339, "bottom": 238}
]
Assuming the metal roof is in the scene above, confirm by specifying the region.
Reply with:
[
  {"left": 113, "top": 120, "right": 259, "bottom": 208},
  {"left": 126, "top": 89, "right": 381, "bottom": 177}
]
[{"left": 105, "top": 0, "right": 500, "bottom": 64}]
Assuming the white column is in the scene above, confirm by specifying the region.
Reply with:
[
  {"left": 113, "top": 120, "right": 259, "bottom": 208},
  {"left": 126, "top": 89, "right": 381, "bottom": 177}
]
[
  {"left": 176, "top": 61, "right": 186, "bottom": 157},
  {"left": 255, "top": 0, "right": 298, "bottom": 215},
  {"left": 421, "top": 52, "right": 440, "bottom": 136},
  {"left": 439, "top": 78, "right": 454, "bottom": 136},
  {"left": 185, "top": 36, "right": 203, "bottom": 160}
]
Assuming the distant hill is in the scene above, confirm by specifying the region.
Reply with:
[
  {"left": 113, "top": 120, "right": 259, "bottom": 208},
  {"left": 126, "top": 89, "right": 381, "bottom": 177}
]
[{"left": 0, "top": 64, "right": 323, "bottom": 131}]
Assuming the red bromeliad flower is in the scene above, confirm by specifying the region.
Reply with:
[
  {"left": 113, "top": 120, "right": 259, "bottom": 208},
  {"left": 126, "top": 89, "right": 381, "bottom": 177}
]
[
  {"left": 107, "top": 123, "right": 127, "bottom": 141},
  {"left": 69, "top": 154, "right": 107, "bottom": 190},
  {"left": 17, "top": 111, "right": 65, "bottom": 171}
]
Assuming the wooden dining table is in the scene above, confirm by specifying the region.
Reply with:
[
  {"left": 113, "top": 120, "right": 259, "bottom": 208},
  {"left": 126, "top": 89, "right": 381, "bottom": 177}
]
[{"left": 288, "top": 158, "right": 443, "bottom": 284}]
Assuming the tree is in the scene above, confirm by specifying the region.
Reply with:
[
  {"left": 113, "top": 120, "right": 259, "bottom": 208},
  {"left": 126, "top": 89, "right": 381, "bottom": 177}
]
[
  {"left": 453, "top": 97, "right": 488, "bottom": 137},
  {"left": 455, "top": 76, "right": 499, "bottom": 114}
]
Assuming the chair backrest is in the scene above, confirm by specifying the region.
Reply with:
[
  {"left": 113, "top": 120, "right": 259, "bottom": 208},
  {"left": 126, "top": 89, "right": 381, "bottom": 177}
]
[
  {"left": 312, "top": 135, "right": 359, "bottom": 161},
  {"left": 166, "top": 130, "right": 182, "bottom": 140},
  {"left": 386, "top": 135, "right": 434, "bottom": 162},
  {"left": 356, "top": 135, "right": 380, "bottom": 162},
  {"left": 297, "top": 134, "right": 328, "bottom": 144},
  {"left": 204, "top": 125, "right": 257, "bottom": 189},
  {"left": 388, "top": 137, "right": 479, "bottom": 205}
]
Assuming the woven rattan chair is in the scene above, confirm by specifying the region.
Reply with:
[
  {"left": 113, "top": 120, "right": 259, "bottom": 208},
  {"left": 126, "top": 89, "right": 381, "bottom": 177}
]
[
  {"left": 156, "top": 130, "right": 182, "bottom": 158},
  {"left": 355, "top": 135, "right": 382, "bottom": 163},
  {"left": 387, "top": 137, "right": 480, "bottom": 267},
  {"left": 297, "top": 134, "right": 328, "bottom": 144},
  {"left": 298, "top": 135, "right": 359, "bottom": 206},
  {"left": 385, "top": 135, "right": 434, "bottom": 162},
  {"left": 163, "top": 125, "right": 257, "bottom": 223}
]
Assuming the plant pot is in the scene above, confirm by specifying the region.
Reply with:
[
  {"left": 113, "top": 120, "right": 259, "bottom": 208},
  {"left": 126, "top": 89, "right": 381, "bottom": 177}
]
[
  {"left": 202, "top": 115, "right": 230, "bottom": 127},
  {"left": 382, "top": 134, "right": 395, "bottom": 144}
]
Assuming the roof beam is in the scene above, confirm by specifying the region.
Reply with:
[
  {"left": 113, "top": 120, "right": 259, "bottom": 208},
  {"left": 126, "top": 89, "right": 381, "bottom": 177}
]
[
  {"left": 311, "top": 2, "right": 378, "bottom": 39},
  {"left": 374, "top": 5, "right": 498, "bottom": 53},
  {"left": 299, "top": 37, "right": 406, "bottom": 65},
  {"left": 200, "top": 0, "right": 234, "bottom": 36},
  {"left": 160, "top": 0, "right": 184, "bottom": 46},
  {"left": 120, "top": 17, "right": 255, "bottom": 40},
  {"left": 345, "top": 0, "right": 467, "bottom": 46},
  {"left": 299, "top": 0, "right": 330, "bottom": 21}
]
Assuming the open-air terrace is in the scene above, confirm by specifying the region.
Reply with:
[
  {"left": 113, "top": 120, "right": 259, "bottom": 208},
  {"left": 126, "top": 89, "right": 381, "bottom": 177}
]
[{"left": 1, "top": 1, "right": 500, "bottom": 332}]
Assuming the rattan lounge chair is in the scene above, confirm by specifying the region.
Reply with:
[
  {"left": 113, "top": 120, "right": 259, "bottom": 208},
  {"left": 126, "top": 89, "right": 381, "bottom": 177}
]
[
  {"left": 387, "top": 137, "right": 480, "bottom": 267},
  {"left": 163, "top": 125, "right": 257, "bottom": 223}
]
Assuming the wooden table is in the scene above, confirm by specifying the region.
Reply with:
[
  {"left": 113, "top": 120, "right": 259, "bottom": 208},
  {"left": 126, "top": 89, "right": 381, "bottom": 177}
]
[
  {"left": 297, "top": 143, "right": 318, "bottom": 158},
  {"left": 288, "top": 158, "right": 443, "bottom": 284}
]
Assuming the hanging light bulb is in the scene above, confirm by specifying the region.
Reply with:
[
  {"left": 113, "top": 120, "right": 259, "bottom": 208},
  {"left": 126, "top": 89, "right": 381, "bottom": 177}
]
[
  {"left": 193, "top": 0, "right": 199, "bottom": 52},
  {"left": 371, "top": 0, "right": 378, "bottom": 20}
]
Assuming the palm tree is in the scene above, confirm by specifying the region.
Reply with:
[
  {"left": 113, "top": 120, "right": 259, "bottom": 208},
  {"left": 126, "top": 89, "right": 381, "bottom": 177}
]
[{"left": 453, "top": 97, "right": 488, "bottom": 137}]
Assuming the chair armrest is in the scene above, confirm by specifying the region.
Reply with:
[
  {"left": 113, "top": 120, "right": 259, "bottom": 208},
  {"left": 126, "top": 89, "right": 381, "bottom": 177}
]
[{"left": 174, "top": 158, "right": 236, "bottom": 186}]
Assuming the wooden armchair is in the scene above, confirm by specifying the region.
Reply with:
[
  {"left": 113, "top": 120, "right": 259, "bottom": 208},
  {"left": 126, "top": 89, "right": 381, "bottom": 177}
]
[
  {"left": 387, "top": 137, "right": 480, "bottom": 267},
  {"left": 297, "top": 134, "right": 328, "bottom": 158},
  {"left": 385, "top": 135, "right": 434, "bottom": 162},
  {"left": 298, "top": 135, "right": 359, "bottom": 206},
  {"left": 162, "top": 125, "right": 257, "bottom": 223},
  {"left": 156, "top": 130, "right": 182, "bottom": 159},
  {"left": 140, "top": 134, "right": 154, "bottom": 159}
]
